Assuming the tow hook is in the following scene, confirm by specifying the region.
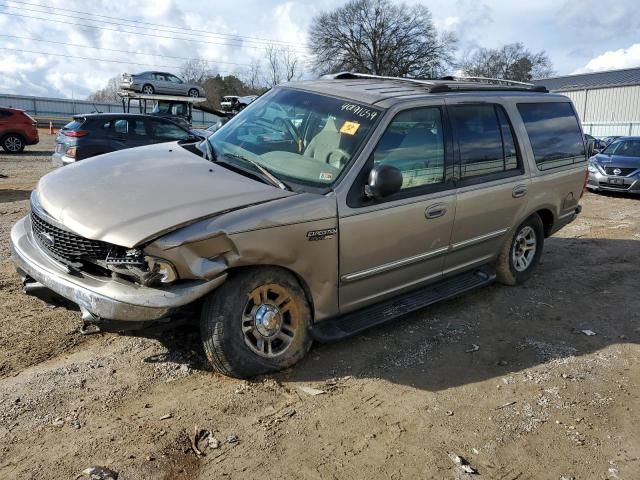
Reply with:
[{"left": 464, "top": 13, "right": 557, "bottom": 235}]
[{"left": 79, "top": 307, "right": 102, "bottom": 335}]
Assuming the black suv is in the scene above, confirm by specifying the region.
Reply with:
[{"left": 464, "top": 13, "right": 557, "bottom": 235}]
[{"left": 52, "top": 113, "right": 200, "bottom": 166}]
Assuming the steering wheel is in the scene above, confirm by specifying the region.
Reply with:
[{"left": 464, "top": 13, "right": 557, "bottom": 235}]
[
  {"left": 272, "top": 117, "right": 301, "bottom": 146},
  {"left": 324, "top": 148, "right": 350, "bottom": 168}
]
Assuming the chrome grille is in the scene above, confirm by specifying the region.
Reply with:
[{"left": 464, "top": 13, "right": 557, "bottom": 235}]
[
  {"left": 604, "top": 167, "right": 636, "bottom": 176},
  {"left": 31, "top": 211, "right": 112, "bottom": 261}
]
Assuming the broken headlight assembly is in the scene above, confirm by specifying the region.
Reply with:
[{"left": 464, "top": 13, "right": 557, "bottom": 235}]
[{"left": 101, "top": 249, "right": 178, "bottom": 287}]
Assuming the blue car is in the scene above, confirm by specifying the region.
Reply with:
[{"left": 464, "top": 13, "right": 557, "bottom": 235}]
[{"left": 587, "top": 137, "right": 640, "bottom": 194}]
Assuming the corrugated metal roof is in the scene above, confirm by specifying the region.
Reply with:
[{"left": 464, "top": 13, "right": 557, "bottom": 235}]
[{"left": 533, "top": 67, "right": 640, "bottom": 91}]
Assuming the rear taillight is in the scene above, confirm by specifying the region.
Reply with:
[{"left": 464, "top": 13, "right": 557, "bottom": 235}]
[
  {"left": 580, "top": 169, "right": 589, "bottom": 199},
  {"left": 63, "top": 130, "right": 87, "bottom": 137}
]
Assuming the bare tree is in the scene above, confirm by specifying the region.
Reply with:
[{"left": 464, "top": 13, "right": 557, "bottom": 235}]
[
  {"left": 86, "top": 75, "right": 121, "bottom": 103},
  {"left": 263, "top": 44, "right": 304, "bottom": 87},
  {"left": 179, "top": 58, "right": 211, "bottom": 84},
  {"left": 308, "top": 0, "right": 457, "bottom": 77},
  {"left": 242, "top": 59, "right": 264, "bottom": 91},
  {"left": 460, "top": 43, "right": 554, "bottom": 82}
]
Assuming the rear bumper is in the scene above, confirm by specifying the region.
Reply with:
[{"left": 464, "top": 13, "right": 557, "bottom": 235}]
[
  {"left": 51, "top": 152, "right": 75, "bottom": 167},
  {"left": 10, "top": 216, "right": 227, "bottom": 322}
]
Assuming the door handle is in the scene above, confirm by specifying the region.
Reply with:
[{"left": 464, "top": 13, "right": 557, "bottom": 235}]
[
  {"left": 512, "top": 185, "right": 528, "bottom": 198},
  {"left": 425, "top": 203, "right": 447, "bottom": 219}
]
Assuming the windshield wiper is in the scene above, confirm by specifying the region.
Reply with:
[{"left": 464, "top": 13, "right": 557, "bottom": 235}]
[{"left": 222, "top": 152, "right": 289, "bottom": 191}]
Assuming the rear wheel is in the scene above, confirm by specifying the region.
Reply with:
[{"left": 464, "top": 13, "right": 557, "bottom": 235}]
[
  {"left": 1, "top": 134, "right": 25, "bottom": 153},
  {"left": 495, "top": 214, "right": 545, "bottom": 285},
  {"left": 200, "top": 268, "right": 312, "bottom": 378},
  {"left": 188, "top": 88, "right": 200, "bottom": 98},
  {"left": 142, "top": 84, "right": 154, "bottom": 95}
]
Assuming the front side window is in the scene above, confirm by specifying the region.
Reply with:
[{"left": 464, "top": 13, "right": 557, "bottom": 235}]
[
  {"left": 208, "top": 88, "right": 381, "bottom": 189},
  {"left": 373, "top": 107, "right": 445, "bottom": 190},
  {"left": 167, "top": 75, "right": 183, "bottom": 84},
  {"left": 517, "top": 102, "right": 585, "bottom": 170},
  {"left": 449, "top": 104, "right": 521, "bottom": 179}
]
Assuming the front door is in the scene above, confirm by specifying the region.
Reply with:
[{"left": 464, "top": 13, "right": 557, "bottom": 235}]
[
  {"left": 338, "top": 105, "right": 457, "bottom": 313},
  {"left": 443, "top": 101, "right": 531, "bottom": 273}
]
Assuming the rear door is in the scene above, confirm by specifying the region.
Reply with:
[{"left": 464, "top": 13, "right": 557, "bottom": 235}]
[
  {"left": 443, "top": 101, "right": 531, "bottom": 274},
  {"left": 338, "top": 103, "right": 457, "bottom": 313}
]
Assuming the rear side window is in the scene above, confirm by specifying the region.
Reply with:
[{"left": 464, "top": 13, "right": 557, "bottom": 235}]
[
  {"left": 0, "top": 110, "right": 12, "bottom": 118},
  {"left": 449, "top": 104, "right": 521, "bottom": 179},
  {"left": 517, "top": 102, "right": 585, "bottom": 170},
  {"left": 63, "top": 119, "right": 84, "bottom": 130}
]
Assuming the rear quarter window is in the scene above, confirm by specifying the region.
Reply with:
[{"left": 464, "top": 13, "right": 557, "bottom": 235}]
[
  {"left": 517, "top": 102, "right": 585, "bottom": 170},
  {"left": 62, "top": 119, "right": 85, "bottom": 130}
]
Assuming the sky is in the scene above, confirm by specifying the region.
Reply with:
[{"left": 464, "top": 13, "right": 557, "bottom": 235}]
[{"left": 1, "top": 0, "right": 640, "bottom": 99}]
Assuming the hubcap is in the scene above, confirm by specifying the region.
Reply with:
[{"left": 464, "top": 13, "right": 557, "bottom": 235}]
[
  {"left": 143, "top": 86, "right": 153, "bottom": 94},
  {"left": 189, "top": 90, "right": 199, "bottom": 97},
  {"left": 512, "top": 225, "right": 537, "bottom": 272},
  {"left": 242, "top": 284, "right": 298, "bottom": 358},
  {"left": 5, "top": 136, "right": 22, "bottom": 152}
]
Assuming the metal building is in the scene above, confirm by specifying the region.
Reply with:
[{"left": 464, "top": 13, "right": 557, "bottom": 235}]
[{"left": 534, "top": 67, "right": 640, "bottom": 137}]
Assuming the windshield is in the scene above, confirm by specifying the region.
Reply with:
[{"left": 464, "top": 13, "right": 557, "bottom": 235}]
[
  {"left": 603, "top": 139, "right": 640, "bottom": 157},
  {"left": 208, "top": 88, "right": 381, "bottom": 188}
]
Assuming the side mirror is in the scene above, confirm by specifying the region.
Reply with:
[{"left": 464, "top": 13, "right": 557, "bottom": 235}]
[{"left": 365, "top": 164, "right": 403, "bottom": 200}]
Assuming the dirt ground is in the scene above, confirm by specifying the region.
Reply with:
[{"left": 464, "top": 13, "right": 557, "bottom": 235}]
[{"left": 1, "top": 131, "right": 639, "bottom": 480}]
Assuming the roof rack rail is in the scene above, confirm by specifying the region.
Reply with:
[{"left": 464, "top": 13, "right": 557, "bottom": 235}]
[{"left": 326, "top": 72, "right": 549, "bottom": 93}]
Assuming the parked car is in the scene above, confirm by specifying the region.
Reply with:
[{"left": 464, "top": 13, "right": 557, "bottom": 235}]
[
  {"left": 220, "top": 95, "right": 257, "bottom": 112},
  {"left": 12, "top": 74, "right": 587, "bottom": 378},
  {"left": 601, "top": 136, "right": 621, "bottom": 148},
  {"left": 587, "top": 136, "right": 640, "bottom": 194},
  {"left": 0, "top": 107, "right": 39, "bottom": 153},
  {"left": 120, "top": 72, "right": 204, "bottom": 97},
  {"left": 51, "top": 113, "right": 201, "bottom": 166}
]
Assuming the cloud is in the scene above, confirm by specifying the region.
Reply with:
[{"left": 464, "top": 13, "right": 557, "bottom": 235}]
[{"left": 573, "top": 44, "right": 640, "bottom": 74}]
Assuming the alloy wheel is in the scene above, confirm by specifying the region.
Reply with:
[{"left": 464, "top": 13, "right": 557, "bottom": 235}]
[
  {"left": 241, "top": 284, "right": 299, "bottom": 358},
  {"left": 512, "top": 225, "right": 537, "bottom": 272},
  {"left": 4, "top": 135, "right": 23, "bottom": 152}
]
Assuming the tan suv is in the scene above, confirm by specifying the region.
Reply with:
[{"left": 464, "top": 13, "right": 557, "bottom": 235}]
[{"left": 11, "top": 74, "right": 588, "bottom": 378}]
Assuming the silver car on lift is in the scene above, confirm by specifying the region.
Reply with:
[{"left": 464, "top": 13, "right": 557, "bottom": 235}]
[
  {"left": 11, "top": 74, "right": 587, "bottom": 378},
  {"left": 120, "top": 72, "right": 204, "bottom": 97}
]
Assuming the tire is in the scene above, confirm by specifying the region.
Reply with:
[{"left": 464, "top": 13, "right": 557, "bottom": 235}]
[
  {"left": 142, "top": 84, "right": 155, "bottom": 95},
  {"left": 1, "top": 134, "right": 25, "bottom": 153},
  {"left": 495, "top": 214, "right": 545, "bottom": 286},
  {"left": 200, "top": 267, "right": 312, "bottom": 378},
  {"left": 188, "top": 88, "right": 199, "bottom": 98}
]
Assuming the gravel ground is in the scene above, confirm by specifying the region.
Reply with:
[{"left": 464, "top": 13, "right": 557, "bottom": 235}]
[{"left": 1, "top": 132, "right": 639, "bottom": 479}]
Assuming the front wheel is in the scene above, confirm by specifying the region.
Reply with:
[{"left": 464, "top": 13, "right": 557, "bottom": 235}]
[
  {"left": 200, "top": 268, "right": 312, "bottom": 378},
  {"left": 495, "top": 214, "right": 545, "bottom": 285}
]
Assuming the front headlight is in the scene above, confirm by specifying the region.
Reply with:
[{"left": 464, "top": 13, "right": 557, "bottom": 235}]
[
  {"left": 103, "top": 250, "right": 178, "bottom": 286},
  {"left": 146, "top": 256, "right": 178, "bottom": 284},
  {"left": 588, "top": 160, "right": 600, "bottom": 173}
]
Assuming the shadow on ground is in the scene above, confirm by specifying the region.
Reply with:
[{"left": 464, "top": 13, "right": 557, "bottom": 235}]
[
  {"left": 37, "top": 236, "right": 640, "bottom": 391},
  {"left": 0, "top": 189, "right": 32, "bottom": 203}
]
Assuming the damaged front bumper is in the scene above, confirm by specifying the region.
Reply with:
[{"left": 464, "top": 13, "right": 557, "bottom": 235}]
[{"left": 10, "top": 216, "right": 227, "bottom": 323}]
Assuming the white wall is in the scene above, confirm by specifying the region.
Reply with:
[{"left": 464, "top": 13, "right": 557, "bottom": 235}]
[{"left": 562, "top": 86, "right": 640, "bottom": 123}]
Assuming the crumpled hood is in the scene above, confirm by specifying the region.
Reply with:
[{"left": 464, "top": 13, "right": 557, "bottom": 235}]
[{"left": 36, "top": 142, "right": 294, "bottom": 247}]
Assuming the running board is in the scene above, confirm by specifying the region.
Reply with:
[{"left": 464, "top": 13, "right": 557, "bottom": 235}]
[{"left": 310, "top": 266, "right": 496, "bottom": 342}]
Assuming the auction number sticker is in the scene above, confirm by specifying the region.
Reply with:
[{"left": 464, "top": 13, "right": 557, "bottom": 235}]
[{"left": 340, "top": 121, "right": 361, "bottom": 135}]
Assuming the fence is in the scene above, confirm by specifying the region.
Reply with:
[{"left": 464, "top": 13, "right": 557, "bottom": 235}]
[
  {"left": 0, "top": 93, "right": 220, "bottom": 128},
  {"left": 581, "top": 122, "right": 640, "bottom": 137}
]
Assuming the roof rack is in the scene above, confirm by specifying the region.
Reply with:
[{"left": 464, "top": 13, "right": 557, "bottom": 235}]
[{"left": 326, "top": 72, "right": 549, "bottom": 93}]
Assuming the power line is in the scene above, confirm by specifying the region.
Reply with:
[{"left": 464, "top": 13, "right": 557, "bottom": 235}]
[
  {"left": 0, "top": 47, "right": 240, "bottom": 74},
  {"left": 0, "top": 34, "right": 255, "bottom": 68},
  {"left": 0, "top": 6, "right": 308, "bottom": 53},
  {"left": 4, "top": 0, "right": 306, "bottom": 48}
]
